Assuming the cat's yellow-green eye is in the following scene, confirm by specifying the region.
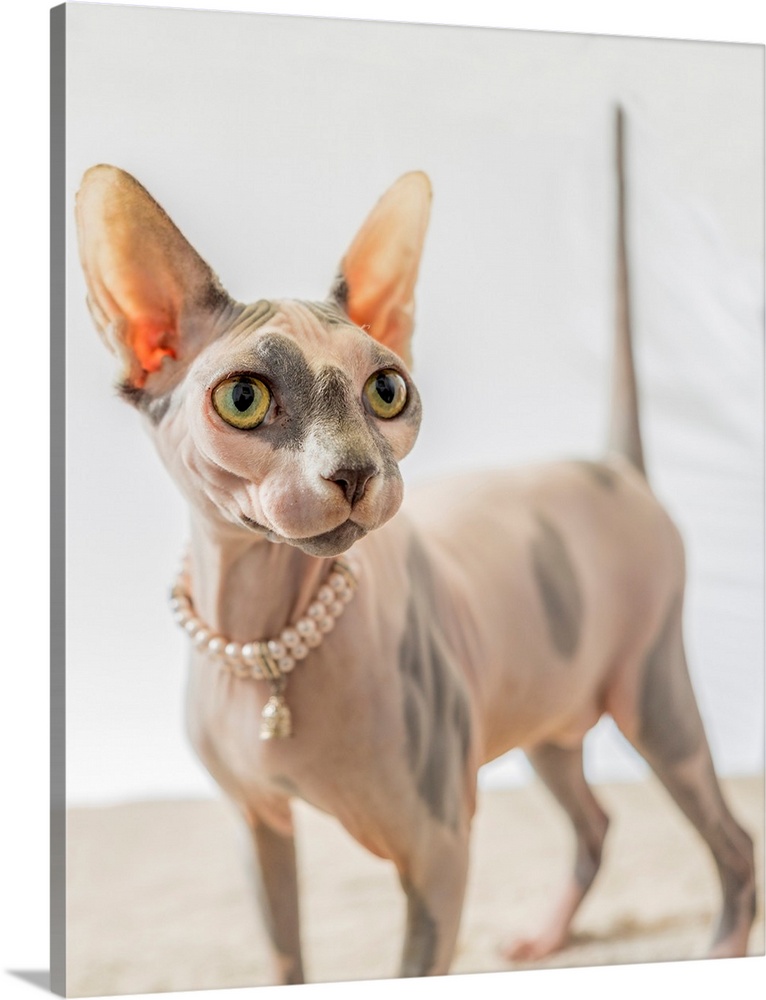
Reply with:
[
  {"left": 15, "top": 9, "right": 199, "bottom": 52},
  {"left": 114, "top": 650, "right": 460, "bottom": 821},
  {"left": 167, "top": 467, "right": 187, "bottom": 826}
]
[
  {"left": 212, "top": 376, "right": 271, "bottom": 429},
  {"left": 364, "top": 369, "right": 408, "bottom": 419}
]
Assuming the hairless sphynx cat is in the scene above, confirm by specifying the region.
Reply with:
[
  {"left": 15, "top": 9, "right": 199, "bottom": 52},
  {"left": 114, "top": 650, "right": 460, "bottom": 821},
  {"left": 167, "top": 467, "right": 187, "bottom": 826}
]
[{"left": 75, "top": 108, "right": 755, "bottom": 983}]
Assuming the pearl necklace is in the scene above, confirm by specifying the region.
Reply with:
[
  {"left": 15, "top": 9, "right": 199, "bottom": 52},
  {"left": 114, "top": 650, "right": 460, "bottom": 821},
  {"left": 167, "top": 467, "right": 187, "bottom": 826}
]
[{"left": 169, "top": 554, "right": 359, "bottom": 740}]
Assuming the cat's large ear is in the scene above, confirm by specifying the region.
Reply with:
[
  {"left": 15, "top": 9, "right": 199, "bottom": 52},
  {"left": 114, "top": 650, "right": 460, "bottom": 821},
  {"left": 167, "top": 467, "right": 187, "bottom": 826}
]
[
  {"left": 330, "top": 172, "right": 432, "bottom": 368},
  {"left": 75, "top": 165, "right": 231, "bottom": 393}
]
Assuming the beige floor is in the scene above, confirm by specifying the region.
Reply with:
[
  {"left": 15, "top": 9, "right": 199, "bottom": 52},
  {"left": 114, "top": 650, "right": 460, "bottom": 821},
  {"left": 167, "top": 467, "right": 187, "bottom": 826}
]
[{"left": 66, "top": 776, "right": 764, "bottom": 996}]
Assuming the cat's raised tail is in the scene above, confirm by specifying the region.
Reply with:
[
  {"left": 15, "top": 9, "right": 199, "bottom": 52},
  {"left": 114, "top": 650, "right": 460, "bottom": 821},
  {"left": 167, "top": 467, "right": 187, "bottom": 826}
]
[{"left": 607, "top": 104, "right": 646, "bottom": 477}]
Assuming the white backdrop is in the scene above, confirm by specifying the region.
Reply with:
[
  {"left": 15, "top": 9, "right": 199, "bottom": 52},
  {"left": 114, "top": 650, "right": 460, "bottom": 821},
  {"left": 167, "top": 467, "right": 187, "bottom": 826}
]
[{"left": 64, "top": 3, "right": 763, "bottom": 804}]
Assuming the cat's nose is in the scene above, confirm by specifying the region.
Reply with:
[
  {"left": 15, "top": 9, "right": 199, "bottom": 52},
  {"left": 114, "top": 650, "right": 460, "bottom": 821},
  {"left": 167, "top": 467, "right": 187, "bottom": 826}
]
[{"left": 325, "top": 465, "right": 377, "bottom": 506}]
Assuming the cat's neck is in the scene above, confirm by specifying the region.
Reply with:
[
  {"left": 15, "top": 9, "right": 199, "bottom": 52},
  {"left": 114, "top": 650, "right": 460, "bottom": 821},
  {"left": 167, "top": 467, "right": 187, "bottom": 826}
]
[{"left": 187, "top": 514, "right": 330, "bottom": 643}]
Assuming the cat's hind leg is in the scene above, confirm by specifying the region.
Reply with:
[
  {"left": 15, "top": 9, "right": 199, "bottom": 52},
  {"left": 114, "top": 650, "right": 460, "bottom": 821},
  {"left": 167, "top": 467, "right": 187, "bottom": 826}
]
[
  {"left": 503, "top": 741, "right": 609, "bottom": 961},
  {"left": 612, "top": 596, "right": 756, "bottom": 958}
]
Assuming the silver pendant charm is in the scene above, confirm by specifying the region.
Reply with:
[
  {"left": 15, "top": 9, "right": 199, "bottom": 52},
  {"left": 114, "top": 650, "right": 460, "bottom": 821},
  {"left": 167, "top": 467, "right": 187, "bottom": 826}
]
[{"left": 260, "top": 692, "right": 292, "bottom": 740}]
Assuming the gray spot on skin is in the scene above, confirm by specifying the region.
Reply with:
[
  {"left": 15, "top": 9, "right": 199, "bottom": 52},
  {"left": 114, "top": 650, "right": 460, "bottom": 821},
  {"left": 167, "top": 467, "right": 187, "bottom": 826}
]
[
  {"left": 638, "top": 596, "right": 703, "bottom": 764},
  {"left": 366, "top": 420, "right": 404, "bottom": 481},
  {"left": 328, "top": 274, "right": 349, "bottom": 310},
  {"left": 313, "top": 365, "right": 357, "bottom": 427},
  {"left": 312, "top": 365, "right": 400, "bottom": 484},
  {"left": 243, "top": 333, "right": 316, "bottom": 451},
  {"left": 398, "top": 538, "right": 472, "bottom": 830},
  {"left": 572, "top": 460, "right": 618, "bottom": 491},
  {"left": 531, "top": 515, "right": 583, "bottom": 659},
  {"left": 272, "top": 774, "right": 300, "bottom": 797},
  {"left": 145, "top": 394, "right": 173, "bottom": 425},
  {"left": 118, "top": 381, "right": 173, "bottom": 425},
  {"left": 399, "top": 875, "right": 439, "bottom": 977}
]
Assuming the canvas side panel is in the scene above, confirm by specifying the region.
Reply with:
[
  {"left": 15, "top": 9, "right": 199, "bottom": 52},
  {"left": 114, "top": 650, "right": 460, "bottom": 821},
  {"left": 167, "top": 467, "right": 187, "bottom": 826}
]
[{"left": 50, "top": 4, "right": 67, "bottom": 996}]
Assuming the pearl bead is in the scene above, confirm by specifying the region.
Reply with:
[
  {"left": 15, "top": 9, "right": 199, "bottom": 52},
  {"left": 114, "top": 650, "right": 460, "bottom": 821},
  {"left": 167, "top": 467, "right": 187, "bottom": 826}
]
[
  {"left": 338, "top": 586, "right": 353, "bottom": 604},
  {"left": 328, "top": 600, "right": 343, "bottom": 617},
  {"left": 292, "top": 642, "right": 308, "bottom": 659},
  {"left": 317, "top": 585, "right": 334, "bottom": 604},
  {"left": 297, "top": 618, "right": 317, "bottom": 637},
  {"left": 242, "top": 642, "right": 258, "bottom": 662},
  {"left": 267, "top": 639, "right": 286, "bottom": 659},
  {"left": 225, "top": 641, "right": 242, "bottom": 660},
  {"left": 317, "top": 615, "right": 334, "bottom": 634},
  {"left": 304, "top": 631, "right": 322, "bottom": 648},
  {"left": 329, "top": 573, "right": 346, "bottom": 592},
  {"left": 281, "top": 628, "right": 299, "bottom": 648},
  {"left": 193, "top": 628, "right": 211, "bottom": 647},
  {"left": 278, "top": 656, "right": 296, "bottom": 673},
  {"left": 208, "top": 636, "right": 226, "bottom": 656},
  {"left": 308, "top": 601, "right": 325, "bottom": 620},
  {"left": 185, "top": 617, "right": 202, "bottom": 635}
]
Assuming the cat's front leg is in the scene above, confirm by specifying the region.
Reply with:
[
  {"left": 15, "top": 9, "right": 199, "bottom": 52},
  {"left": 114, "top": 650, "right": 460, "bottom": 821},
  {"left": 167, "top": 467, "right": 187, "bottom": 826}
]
[
  {"left": 397, "top": 827, "right": 470, "bottom": 977},
  {"left": 244, "top": 806, "right": 304, "bottom": 985}
]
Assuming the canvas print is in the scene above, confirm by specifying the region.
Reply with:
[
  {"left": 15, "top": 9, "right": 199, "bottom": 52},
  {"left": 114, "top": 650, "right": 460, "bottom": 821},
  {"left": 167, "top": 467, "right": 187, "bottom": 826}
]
[{"left": 54, "top": 3, "right": 764, "bottom": 995}]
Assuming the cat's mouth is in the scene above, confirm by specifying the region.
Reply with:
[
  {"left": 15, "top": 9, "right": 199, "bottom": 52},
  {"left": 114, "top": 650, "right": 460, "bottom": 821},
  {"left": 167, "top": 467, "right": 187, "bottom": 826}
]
[
  {"left": 239, "top": 514, "right": 365, "bottom": 555},
  {"left": 239, "top": 514, "right": 271, "bottom": 534},
  {"left": 292, "top": 520, "right": 366, "bottom": 556}
]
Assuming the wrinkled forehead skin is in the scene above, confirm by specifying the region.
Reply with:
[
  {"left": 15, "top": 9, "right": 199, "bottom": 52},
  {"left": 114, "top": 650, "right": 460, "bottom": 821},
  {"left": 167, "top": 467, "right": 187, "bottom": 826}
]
[
  {"left": 192, "top": 299, "right": 365, "bottom": 390},
  {"left": 149, "top": 298, "right": 423, "bottom": 555}
]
